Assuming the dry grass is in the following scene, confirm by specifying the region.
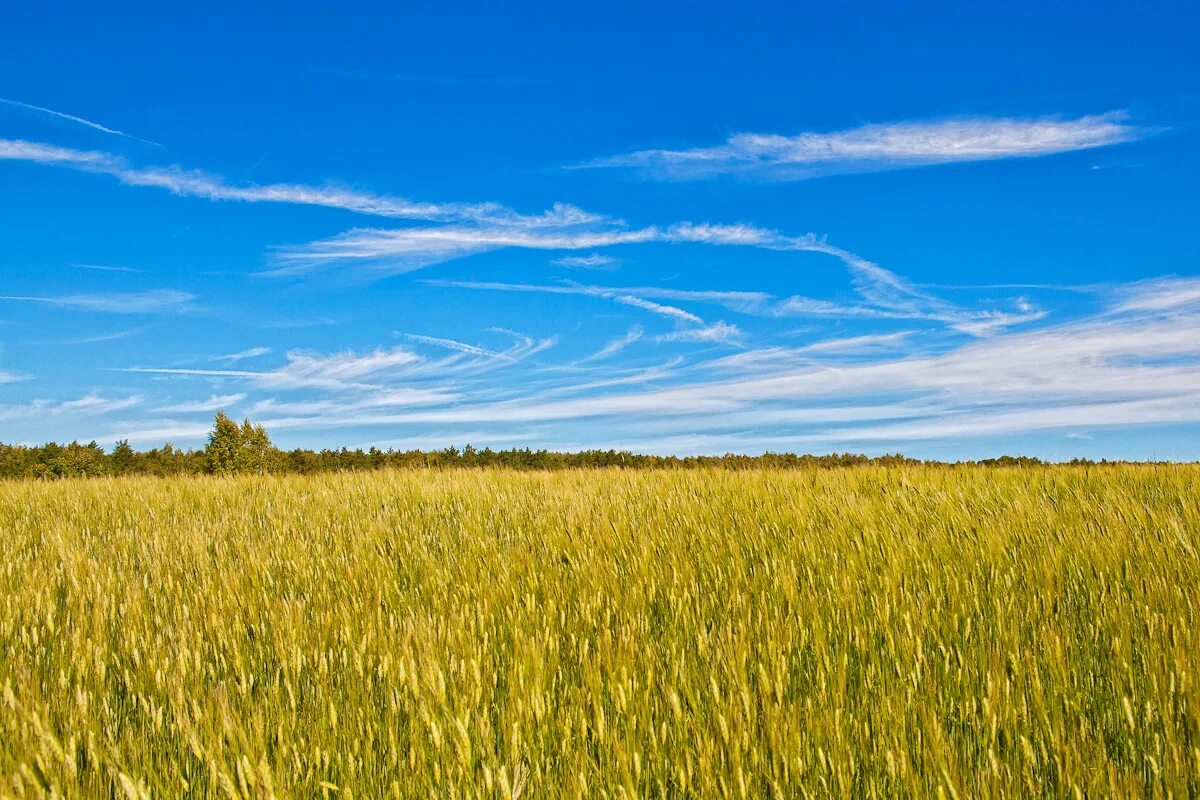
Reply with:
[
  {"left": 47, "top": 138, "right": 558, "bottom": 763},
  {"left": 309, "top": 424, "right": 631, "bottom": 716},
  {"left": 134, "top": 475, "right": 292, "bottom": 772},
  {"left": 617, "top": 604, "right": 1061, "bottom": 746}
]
[{"left": 1, "top": 466, "right": 1198, "bottom": 797}]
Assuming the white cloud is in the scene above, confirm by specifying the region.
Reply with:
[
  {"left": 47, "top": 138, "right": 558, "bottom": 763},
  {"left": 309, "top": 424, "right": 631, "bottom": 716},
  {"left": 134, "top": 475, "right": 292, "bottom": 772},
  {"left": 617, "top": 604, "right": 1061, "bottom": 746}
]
[
  {"left": 584, "top": 327, "right": 644, "bottom": 361},
  {"left": 104, "top": 422, "right": 214, "bottom": 446},
  {"left": 156, "top": 393, "right": 247, "bottom": 413},
  {"left": 122, "top": 335, "right": 550, "bottom": 403},
  {"left": 797, "top": 331, "right": 914, "bottom": 354},
  {"left": 69, "top": 263, "right": 143, "bottom": 273},
  {"left": 39, "top": 328, "right": 143, "bottom": 345},
  {"left": 657, "top": 321, "right": 742, "bottom": 344},
  {"left": 270, "top": 225, "right": 658, "bottom": 275},
  {"left": 269, "top": 217, "right": 820, "bottom": 278},
  {"left": 158, "top": 299, "right": 1200, "bottom": 440},
  {"left": 0, "top": 97, "right": 159, "bottom": 146},
  {"left": 588, "top": 112, "right": 1144, "bottom": 180},
  {"left": 614, "top": 295, "right": 704, "bottom": 324},
  {"left": 214, "top": 347, "right": 271, "bottom": 363},
  {"left": 272, "top": 218, "right": 1036, "bottom": 338},
  {"left": 541, "top": 359, "right": 684, "bottom": 397},
  {"left": 0, "top": 394, "right": 141, "bottom": 422},
  {"left": 696, "top": 333, "right": 915, "bottom": 370},
  {"left": 797, "top": 395, "right": 1200, "bottom": 444},
  {"left": 124, "top": 346, "right": 425, "bottom": 390},
  {"left": 428, "top": 279, "right": 706, "bottom": 326},
  {"left": 0, "top": 138, "right": 600, "bottom": 228},
  {"left": 399, "top": 331, "right": 557, "bottom": 377},
  {"left": 552, "top": 253, "right": 620, "bottom": 269},
  {"left": 1111, "top": 278, "right": 1200, "bottom": 313},
  {"left": 0, "top": 289, "right": 195, "bottom": 314},
  {"left": 99, "top": 273, "right": 1200, "bottom": 453},
  {"left": 0, "top": 138, "right": 120, "bottom": 167},
  {"left": 404, "top": 334, "right": 515, "bottom": 361},
  {"left": 247, "top": 388, "right": 460, "bottom": 416},
  {"left": 435, "top": 253, "right": 1037, "bottom": 339},
  {"left": 235, "top": 346, "right": 425, "bottom": 389}
]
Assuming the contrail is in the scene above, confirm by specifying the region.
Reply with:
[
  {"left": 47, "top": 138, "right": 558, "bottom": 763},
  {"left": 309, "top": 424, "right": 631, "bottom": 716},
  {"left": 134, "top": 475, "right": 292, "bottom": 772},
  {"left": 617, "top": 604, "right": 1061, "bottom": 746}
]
[{"left": 0, "top": 97, "right": 161, "bottom": 147}]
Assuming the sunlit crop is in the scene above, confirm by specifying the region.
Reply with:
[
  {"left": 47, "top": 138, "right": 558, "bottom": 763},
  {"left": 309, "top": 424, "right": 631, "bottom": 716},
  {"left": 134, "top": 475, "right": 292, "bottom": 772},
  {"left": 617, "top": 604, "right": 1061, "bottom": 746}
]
[{"left": 2, "top": 466, "right": 1197, "bottom": 797}]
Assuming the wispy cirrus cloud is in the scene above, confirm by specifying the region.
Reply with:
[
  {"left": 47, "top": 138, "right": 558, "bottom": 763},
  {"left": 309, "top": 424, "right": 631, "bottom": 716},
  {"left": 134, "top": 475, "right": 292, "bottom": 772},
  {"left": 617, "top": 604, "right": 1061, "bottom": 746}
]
[
  {"left": 404, "top": 333, "right": 516, "bottom": 361},
  {"left": 269, "top": 219, "right": 821, "bottom": 277},
  {"left": 552, "top": 253, "right": 620, "bottom": 270},
  {"left": 0, "top": 138, "right": 599, "bottom": 227},
  {"left": 7, "top": 143, "right": 1022, "bottom": 343},
  {"left": 68, "top": 262, "right": 143, "bottom": 273},
  {"left": 614, "top": 295, "right": 704, "bottom": 325},
  {"left": 583, "top": 326, "right": 644, "bottom": 362},
  {"left": 795, "top": 331, "right": 915, "bottom": 354},
  {"left": 124, "top": 331, "right": 554, "bottom": 396},
  {"left": 1110, "top": 277, "right": 1200, "bottom": 313},
  {"left": 246, "top": 388, "right": 463, "bottom": 417},
  {"left": 656, "top": 321, "right": 743, "bottom": 344},
  {"left": 0, "top": 97, "right": 160, "bottom": 146},
  {"left": 433, "top": 257, "right": 1039, "bottom": 339},
  {"left": 36, "top": 328, "right": 144, "bottom": 345},
  {"left": 270, "top": 218, "right": 1039, "bottom": 336},
  {"left": 585, "top": 112, "right": 1145, "bottom": 180},
  {"left": 249, "top": 310, "right": 1200, "bottom": 431},
  {"left": 98, "top": 268, "right": 1200, "bottom": 453},
  {"left": 425, "top": 278, "right": 710, "bottom": 328},
  {"left": 0, "top": 394, "right": 141, "bottom": 422},
  {"left": 123, "top": 346, "right": 426, "bottom": 390},
  {"left": 213, "top": 347, "right": 271, "bottom": 363},
  {"left": 0, "top": 289, "right": 195, "bottom": 314},
  {"left": 401, "top": 330, "right": 558, "bottom": 372},
  {"left": 270, "top": 224, "right": 657, "bottom": 275},
  {"left": 155, "top": 393, "right": 247, "bottom": 413}
]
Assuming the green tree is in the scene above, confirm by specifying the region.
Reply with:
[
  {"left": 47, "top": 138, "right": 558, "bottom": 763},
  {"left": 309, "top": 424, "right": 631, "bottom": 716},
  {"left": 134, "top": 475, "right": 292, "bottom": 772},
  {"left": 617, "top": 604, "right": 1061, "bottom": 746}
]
[
  {"left": 204, "top": 411, "right": 244, "bottom": 475},
  {"left": 204, "top": 412, "right": 279, "bottom": 475},
  {"left": 236, "top": 419, "right": 277, "bottom": 474},
  {"left": 110, "top": 439, "right": 135, "bottom": 475}
]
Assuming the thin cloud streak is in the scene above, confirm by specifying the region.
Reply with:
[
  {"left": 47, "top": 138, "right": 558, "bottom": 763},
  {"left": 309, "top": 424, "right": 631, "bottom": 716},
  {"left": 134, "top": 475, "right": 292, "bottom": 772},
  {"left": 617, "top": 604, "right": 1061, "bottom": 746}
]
[
  {"left": 656, "top": 321, "right": 742, "bottom": 344},
  {"left": 214, "top": 347, "right": 271, "bottom": 362},
  {"left": 583, "top": 327, "right": 644, "bottom": 362},
  {"left": 123, "top": 346, "right": 426, "bottom": 390},
  {"left": 553, "top": 253, "right": 620, "bottom": 270},
  {"left": 275, "top": 219, "right": 1040, "bottom": 337},
  {"left": 0, "top": 289, "right": 195, "bottom": 314},
  {"left": 156, "top": 393, "right": 248, "bottom": 413},
  {"left": 428, "top": 279, "right": 707, "bottom": 326},
  {"left": 36, "top": 328, "right": 143, "bottom": 345},
  {"left": 0, "top": 138, "right": 600, "bottom": 227},
  {"left": 587, "top": 112, "right": 1145, "bottom": 180},
  {"left": 0, "top": 97, "right": 161, "bottom": 146},
  {"left": 68, "top": 263, "right": 144, "bottom": 273},
  {"left": 404, "top": 334, "right": 516, "bottom": 361},
  {"left": 0, "top": 394, "right": 141, "bottom": 422}
]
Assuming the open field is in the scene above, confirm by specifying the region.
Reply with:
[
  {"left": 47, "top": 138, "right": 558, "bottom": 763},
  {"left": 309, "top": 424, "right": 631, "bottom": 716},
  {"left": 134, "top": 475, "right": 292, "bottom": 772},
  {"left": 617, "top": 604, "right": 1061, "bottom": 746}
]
[{"left": 2, "top": 466, "right": 1198, "bottom": 797}]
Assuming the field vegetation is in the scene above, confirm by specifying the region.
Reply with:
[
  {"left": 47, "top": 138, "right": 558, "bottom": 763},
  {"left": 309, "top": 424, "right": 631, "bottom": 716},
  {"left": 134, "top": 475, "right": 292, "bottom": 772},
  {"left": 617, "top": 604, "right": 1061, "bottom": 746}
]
[{"left": 1, "top": 465, "right": 1198, "bottom": 797}]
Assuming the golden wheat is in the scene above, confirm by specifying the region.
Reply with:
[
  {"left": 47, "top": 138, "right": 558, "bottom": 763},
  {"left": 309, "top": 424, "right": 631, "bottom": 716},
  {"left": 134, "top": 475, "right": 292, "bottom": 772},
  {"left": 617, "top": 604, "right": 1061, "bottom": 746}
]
[{"left": 1, "top": 466, "right": 1197, "bottom": 797}]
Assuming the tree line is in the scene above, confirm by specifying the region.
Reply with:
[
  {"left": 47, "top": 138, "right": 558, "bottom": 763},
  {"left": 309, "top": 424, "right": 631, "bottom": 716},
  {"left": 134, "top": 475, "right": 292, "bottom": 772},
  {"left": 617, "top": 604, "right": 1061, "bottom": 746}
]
[{"left": 0, "top": 411, "right": 1109, "bottom": 480}]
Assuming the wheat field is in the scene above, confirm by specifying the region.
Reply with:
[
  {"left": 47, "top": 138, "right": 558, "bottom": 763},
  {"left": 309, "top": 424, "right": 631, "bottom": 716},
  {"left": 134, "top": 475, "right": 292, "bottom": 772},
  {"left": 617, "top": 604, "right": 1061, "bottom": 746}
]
[{"left": 1, "top": 466, "right": 1198, "bottom": 798}]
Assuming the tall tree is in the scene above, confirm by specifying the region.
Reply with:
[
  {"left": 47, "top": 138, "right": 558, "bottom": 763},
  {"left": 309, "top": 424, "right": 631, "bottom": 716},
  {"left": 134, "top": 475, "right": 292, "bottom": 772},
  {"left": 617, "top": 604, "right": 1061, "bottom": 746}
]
[
  {"left": 110, "top": 439, "right": 135, "bottom": 475},
  {"left": 204, "top": 411, "right": 244, "bottom": 475},
  {"left": 236, "top": 419, "right": 277, "bottom": 474}
]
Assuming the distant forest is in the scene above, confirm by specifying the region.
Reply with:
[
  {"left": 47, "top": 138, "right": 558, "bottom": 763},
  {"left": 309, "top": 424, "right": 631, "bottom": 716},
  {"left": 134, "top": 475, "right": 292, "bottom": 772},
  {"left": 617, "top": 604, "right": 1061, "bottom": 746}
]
[{"left": 1, "top": 412, "right": 1114, "bottom": 479}]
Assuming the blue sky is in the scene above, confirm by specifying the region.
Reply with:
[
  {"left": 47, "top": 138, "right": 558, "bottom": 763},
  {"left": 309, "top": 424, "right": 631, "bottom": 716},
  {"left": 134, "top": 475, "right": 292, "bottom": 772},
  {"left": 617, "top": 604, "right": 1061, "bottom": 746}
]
[{"left": 2, "top": 1, "right": 1199, "bottom": 459}]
